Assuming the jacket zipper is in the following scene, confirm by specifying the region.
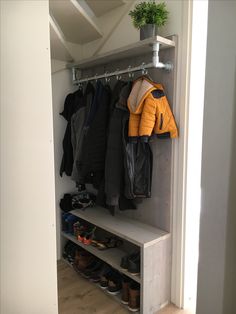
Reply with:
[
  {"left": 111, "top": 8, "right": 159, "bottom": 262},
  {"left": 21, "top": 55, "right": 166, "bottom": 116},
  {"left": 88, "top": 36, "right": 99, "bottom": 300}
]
[{"left": 160, "top": 113, "right": 163, "bottom": 130}]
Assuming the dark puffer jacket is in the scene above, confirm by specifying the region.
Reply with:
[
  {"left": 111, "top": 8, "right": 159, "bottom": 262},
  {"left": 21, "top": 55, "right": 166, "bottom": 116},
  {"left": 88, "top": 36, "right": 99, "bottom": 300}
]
[
  {"left": 60, "top": 89, "right": 83, "bottom": 177},
  {"left": 79, "top": 81, "right": 111, "bottom": 188}
]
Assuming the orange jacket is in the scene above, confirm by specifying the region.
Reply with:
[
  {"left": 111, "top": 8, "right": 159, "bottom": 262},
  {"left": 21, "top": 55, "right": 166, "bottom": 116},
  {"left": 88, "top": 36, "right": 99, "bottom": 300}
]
[{"left": 127, "top": 77, "right": 178, "bottom": 140}]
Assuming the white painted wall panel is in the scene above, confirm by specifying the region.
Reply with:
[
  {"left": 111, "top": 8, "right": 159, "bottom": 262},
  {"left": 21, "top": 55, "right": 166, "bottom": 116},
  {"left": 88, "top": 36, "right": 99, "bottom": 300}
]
[
  {"left": 0, "top": 1, "right": 58, "bottom": 313},
  {"left": 51, "top": 69, "right": 77, "bottom": 259},
  {"left": 197, "top": 1, "right": 236, "bottom": 314}
]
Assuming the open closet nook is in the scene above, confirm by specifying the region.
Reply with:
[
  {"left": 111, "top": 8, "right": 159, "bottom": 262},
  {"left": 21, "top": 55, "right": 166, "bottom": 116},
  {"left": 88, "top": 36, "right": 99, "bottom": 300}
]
[{"left": 59, "top": 35, "right": 178, "bottom": 314}]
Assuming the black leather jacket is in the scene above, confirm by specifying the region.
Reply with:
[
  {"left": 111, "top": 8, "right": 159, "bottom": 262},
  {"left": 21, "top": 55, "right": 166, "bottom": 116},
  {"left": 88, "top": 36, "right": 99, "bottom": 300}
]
[{"left": 123, "top": 119, "right": 153, "bottom": 199}]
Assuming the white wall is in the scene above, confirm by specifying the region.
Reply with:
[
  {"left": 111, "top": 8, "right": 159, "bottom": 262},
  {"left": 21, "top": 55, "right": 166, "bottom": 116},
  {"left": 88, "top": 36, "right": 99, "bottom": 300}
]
[
  {"left": 197, "top": 1, "right": 236, "bottom": 314},
  {"left": 0, "top": 1, "right": 58, "bottom": 313},
  {"left": 51, "top": 69, "right": 77, "bottom": 259}
]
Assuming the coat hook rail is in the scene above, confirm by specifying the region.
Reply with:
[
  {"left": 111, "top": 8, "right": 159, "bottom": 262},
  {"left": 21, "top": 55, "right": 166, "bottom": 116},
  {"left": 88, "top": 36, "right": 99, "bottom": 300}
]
[{"left": 72, "top": 61, "right": 172, "bottom": 85}]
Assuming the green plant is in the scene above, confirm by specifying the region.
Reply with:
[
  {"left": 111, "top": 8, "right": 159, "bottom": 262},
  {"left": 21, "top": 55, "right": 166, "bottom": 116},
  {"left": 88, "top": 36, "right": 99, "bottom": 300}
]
[{"left": 129, "top": 1, "right": 169, "bottom": 29}]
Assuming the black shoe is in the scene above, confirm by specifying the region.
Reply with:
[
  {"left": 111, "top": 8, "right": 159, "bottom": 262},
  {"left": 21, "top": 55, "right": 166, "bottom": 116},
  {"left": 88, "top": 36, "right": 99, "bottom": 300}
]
[
  {"left": 128, "top": 254, "right": 140, "bottom": 275},
  {"left": 81, "top": 260, "right": 102, "bottom": 279},
  {"left": 90, "top": 263, "right": 110, "bottom": 283},
  {"left": 107, "top": 272, "right": 122, "bottom": 295},
  {"left": 120, "top": 252, "right": 139, "bottom": 270},
  {"left": 100, "top": 270, "right": 113, "bottom": 289}
]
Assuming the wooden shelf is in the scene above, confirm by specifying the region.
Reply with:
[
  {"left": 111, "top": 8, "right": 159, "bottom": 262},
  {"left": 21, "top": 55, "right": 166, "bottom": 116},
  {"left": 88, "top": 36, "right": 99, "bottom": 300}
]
[
  {"left": 61, "top": 231, "right": 141, "bottom": 283},
  {"left": 70, "top": 207, "right": 170, "bottom": 248},
  {"left": 67, "top": 35, "right": 175, "bottom": 69}
]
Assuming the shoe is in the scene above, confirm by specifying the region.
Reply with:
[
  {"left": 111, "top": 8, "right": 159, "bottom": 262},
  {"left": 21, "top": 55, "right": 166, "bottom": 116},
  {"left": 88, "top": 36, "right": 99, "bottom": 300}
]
[
  {"left": 94, "top": 236, "right": 123, "bottom": 250},
  {"left": 73, "top": 221, "right": 87, "bottom": 238},
  {"left": 120, "top": 256, "right": 129, "bottom": 270},
  {"left": 121, "top": 276, "right": 131, "bottom": 304},
  {"left": 82, "top": 260, "right": 103, "bottom": 279},
  {"left": 107, "top": 272, "right": 122, "bottom": 295},
  {"left": 66, "top": 214, "right": 80, "bottom": 234},
  {"left": 120, "top": 252, "right": 140, "bottom": 275},
  {"left": 100, "top": 270, "right": 113, "bottom": 289},
  {"left": 128, "top": 255, "right": 140, "bottom": 275},
  {"left": 74, "top": 251, "right": 94, "bottom": 273},
  {"left": 83, "top": 233, "right": 93, "bottom": 245},
  {"left": 90, "top": 264, "right": 111, "bottom": 283},
  {"left": 63, "top": 241, "right": 77, "bottom": 263},
  {"left": 61, "top": 213, "right": 71, "bottom": 232},
  {"left": 128, "top": 282, "right": 140, "bottom": 312},
  {"left": 78, "top": 227, "right": 96, "bottom": 244}
]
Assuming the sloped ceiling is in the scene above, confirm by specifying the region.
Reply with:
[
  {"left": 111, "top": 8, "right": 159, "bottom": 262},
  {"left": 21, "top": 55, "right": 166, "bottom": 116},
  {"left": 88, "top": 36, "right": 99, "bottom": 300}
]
[
  {"left": 50, "top": 17, "right": 73, "bottom": 61},
  {"left": 86, "top": 0, "right": 124, "bottom": 17},
  {"left": 49, "top": 0, "right": 103, "bottom": 44},
  {"left": 49, "top": 0, "right": 128, "bottom": 62}
]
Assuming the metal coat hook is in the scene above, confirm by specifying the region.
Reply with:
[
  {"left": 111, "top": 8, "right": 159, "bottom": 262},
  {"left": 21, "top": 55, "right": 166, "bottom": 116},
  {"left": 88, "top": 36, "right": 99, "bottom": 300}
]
[
  {"left": 141, "top": 63, "right": 148, "bottom": 75},
  {"left": 104, "top": 71, "right": 110, "bottom": 83},
  {"left": 128, "top": 66, "right": 134, "bottom": 79},
  {"left": 94, "top": 73, "right": 98, "bottom": 82},
  {"left": 116, "top": 69, "right": 122, "bottom": 81}
]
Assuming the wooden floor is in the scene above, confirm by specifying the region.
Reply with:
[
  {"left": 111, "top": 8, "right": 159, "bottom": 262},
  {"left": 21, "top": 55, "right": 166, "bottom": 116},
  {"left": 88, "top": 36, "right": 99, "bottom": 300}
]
[{"left": 58, "top": 260, "right": 193, "bottom": 314}]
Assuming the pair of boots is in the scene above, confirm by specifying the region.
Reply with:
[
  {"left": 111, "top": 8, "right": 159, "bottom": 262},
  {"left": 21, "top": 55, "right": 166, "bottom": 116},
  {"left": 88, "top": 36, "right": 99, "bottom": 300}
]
[
  {"left": 121, "top": 276, "right": 140, "bottom": 312},
  {"left": 73, "top": 249, "right": 94, "bottom": 273}
]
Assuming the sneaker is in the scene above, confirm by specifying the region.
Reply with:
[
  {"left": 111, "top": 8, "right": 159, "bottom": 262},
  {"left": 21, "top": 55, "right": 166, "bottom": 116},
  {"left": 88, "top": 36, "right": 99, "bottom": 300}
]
[{"left": 128, "top": 282, "right": 140, "bottom": 312}]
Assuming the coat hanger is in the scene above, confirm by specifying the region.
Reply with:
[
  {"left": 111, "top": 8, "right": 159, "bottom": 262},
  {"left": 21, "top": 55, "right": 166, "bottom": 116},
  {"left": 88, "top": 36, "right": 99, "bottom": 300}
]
[
  {"left": 128, "top": 65, "right": 134, "bottom": 80},
  {"left": 116, "top": 69, "right": 122, "bottom": 81},
  {"left": 141, "top": 63, "right": 154, "bottom": 82},
  {"left": 104, "top": 71, "right": 111, "bottom": 84},
  {"left": 78, "top": 82, "right": 83, "bottom": 91}
]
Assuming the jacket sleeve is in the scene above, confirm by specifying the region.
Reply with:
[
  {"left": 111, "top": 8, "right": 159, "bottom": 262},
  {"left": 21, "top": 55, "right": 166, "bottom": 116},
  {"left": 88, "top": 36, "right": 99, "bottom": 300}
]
[
  {"left": 128, "top": 112, "right": 140, "bottom": 140},
  {"left": 139, "top": 97, "right": 156, "bottom": 140},
  {"left": 105, "top": 110, "right": 123, "bottom": 207},
  {"left": 154, "top": 95, "right": 178, "bottom": 138}
]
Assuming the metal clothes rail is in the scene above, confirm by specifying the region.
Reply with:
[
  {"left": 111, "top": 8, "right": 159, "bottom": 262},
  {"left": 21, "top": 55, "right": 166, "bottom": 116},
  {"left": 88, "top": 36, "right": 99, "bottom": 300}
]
[{"left": 71, "top": 42, "right": 173, "bottom": 85}]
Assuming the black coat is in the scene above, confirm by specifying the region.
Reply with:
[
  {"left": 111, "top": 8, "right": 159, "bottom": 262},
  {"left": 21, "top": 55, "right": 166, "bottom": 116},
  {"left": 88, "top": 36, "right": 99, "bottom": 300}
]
[
  {"left": 70, "top": 82, "right": 95, "bottom": 182},
  {"left": 79, "top": 81, "right": 111, "bottom": 188},
  {"left": 105, "top": 81, "right": 131, "bottom": 206},
  {"left": 60, "top": 89, "right": 83, "bottom": 177},
  {"left": 105, "top": 80, "right": 153, "bottom": 203}
]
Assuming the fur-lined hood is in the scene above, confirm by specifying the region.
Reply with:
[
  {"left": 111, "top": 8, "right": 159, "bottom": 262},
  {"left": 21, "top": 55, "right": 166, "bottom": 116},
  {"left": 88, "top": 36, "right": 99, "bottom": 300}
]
[{"left": 128, "top": 77, "right": 163, "bottom": 113}]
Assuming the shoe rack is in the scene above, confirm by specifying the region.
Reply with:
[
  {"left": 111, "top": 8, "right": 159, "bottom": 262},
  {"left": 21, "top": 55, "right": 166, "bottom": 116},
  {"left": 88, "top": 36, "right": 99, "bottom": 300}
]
[{"left": 61, "top": 206, "right": 171, "bottom": 313}]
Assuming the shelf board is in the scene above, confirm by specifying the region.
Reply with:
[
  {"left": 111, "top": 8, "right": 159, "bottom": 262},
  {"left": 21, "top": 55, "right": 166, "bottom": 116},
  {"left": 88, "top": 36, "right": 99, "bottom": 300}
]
[
  {"left": 70, "top": 206, "right": 170, "bottom": 247},
  {"left": 61, "top": 231, "right": 141, "bottom": 283},
  {"left": 67, "top": 35, "right": 175, "bottom": 69}
]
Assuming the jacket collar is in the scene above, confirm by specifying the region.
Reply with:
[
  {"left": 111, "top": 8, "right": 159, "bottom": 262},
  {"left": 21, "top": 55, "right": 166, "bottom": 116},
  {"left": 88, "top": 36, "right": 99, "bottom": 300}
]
[{"left": 116, "top": 81, "right": 132, "bottom": 111}]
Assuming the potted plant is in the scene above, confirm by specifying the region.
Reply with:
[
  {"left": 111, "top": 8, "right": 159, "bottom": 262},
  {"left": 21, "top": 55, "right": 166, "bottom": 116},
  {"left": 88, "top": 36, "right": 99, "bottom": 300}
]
[{"left": 129, "top": 1, "right": 169, "bottom": 40}]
